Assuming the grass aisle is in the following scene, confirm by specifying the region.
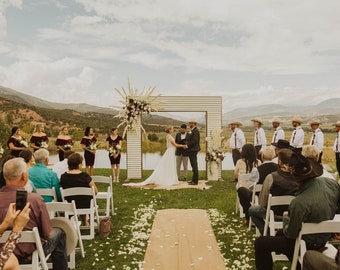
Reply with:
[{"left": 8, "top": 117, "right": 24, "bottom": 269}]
[{"left": 74, "top": 169, "right": 289, "bottom": 270}]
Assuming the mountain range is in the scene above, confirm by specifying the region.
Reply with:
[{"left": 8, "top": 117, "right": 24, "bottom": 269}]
[{"left": 1, "top": 85, "right": 340, "bottom": 127}]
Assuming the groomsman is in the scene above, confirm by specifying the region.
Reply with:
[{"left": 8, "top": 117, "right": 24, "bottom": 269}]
[
  {"left": 271, "top": 118, "right": 284, "bottom": 145},
  {"left": 309, "top": 120, "right": 324, "bottom": 163},
  {"left": 175, "top": 124, "right": 190, "bottom": 181},
  {"left": 289, "top": 117, "right": 304, "bottom": 153},
  {"left": 228, "top": 121, "right": 246, "bottom": 166},
  {"left": 333, "top": 121, "right": 340, "bottom": 178},
  {"left": 252, "top": 118, "right": 267, "bottom": 160},
  {"left": 187, "top": 119, "right": 201, "bottom": 185}
]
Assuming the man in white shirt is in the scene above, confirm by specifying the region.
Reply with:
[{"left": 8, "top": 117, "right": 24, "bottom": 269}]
[
  {"left": 289, "top": 117, "right": 304, "bottom": 153},
  {"left": 333, "top": 121, "right": 340, "bottom": 178},
  {"left": 309, "top": 120, "right": 324, "bottom": 163},
  {"left": 271, "top": 118, "right": 285, "bottom": 145},
  {"left": 228, "top": 121, "right": 246, "bottom": 166},
  {"left": 52, "top": 150, "right": 74, "bottom": 179},
  {"left": 252, "top": 118, "right": 267, "bottom": 161}
]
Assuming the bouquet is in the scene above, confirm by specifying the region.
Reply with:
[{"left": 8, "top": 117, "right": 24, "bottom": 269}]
[
  {"left": 88, "top": 142, "right": 99, "bottom": 150},
  {"left": 40, "top": 141, "right": 49, "bottom": 149},
  {"left": 108, "top": 144, "right": 121, "bottom": 157},
  {"left": 63, "top": 144, "right": 72, "bottom": 150},
  {"left": 19, "top": 139, "right": 28, "bottom": 148}
]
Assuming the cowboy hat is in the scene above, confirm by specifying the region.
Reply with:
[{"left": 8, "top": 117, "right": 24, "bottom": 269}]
[
  {"left": 288, "top": 152, "right": 323, "bottom": 181},
  {"left": 228, "top": 120, "right": 242, "bottom": 126},
  {"left": 271, "top": 139, "right": 291, "bottom": 149},
  {"left": 310, "top": 119, "right": 321, "bottom": 125},
  {"left": 272, "top": 118, "right": 281, "bottom": 124},
  {"left": 188, "top": 118, "right": 197, "bottom": 124},
  {"left": 332, "top": 121, "right": 340, "bottom": 127},
  {"left": 292, "top": 117, "right": 303, "bottom": 124},
  {"left": 51, "top": 217, "right": 78, "bottom": 256},
  {"left": 251, "top": 118, "right": 263, "bottom": 125}
]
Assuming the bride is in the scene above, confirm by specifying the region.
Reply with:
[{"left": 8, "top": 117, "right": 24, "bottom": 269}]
[{"left": 123, "top": 125, "right": 187, "bottom": 187}]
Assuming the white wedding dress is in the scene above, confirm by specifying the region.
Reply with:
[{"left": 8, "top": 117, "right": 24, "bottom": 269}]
[{"left": 123, "top": 135, "right": 179, "bottom": 187}]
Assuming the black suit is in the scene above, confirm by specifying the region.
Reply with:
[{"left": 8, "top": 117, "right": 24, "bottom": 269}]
[{"left": 187, "top": 127, "right": 201, "bottom": 183}]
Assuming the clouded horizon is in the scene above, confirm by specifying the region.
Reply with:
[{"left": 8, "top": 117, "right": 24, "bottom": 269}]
[{"left": 1, "top": 0, "right": 340, "bottom": 113}]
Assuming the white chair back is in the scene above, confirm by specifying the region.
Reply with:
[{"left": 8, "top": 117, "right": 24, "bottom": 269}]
[
  {"left": 248, "top": 184, "right": 263, "bottom": 232},
  {"left": 91, "top": 175, "right": 114, "bottom": 216},
  {"left": 36, "top": 187, "right": 57, "bottom": 202}
]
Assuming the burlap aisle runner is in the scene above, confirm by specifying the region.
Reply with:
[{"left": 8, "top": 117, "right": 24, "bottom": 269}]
[{"left": 142, "top": 209, "right": 226, "bottom": 270}]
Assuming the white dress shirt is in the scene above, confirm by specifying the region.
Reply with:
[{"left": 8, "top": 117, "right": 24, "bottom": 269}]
[
  {"left": 271, "top": 126, "right": 285, "bottom": 144},
  {"left": 309, "top": 128, "right": 324, "bottom": 153},
  {"left": 334, "top": 132, "right": 340, "bottom": 153},
  {"left": 290, "top": 126, "right": 304, "bottom": 148},
  {"left": 254, "top": 127, "right": 267, "bottom": 151},
  {"left": 52, "top": 159, "right": 68, "bottom": 179},
  {"left": 229, "top": 128, "right": 246, "bottom": 149}
]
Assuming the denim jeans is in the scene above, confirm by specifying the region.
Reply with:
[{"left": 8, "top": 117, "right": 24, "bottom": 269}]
[
  {"left": 249, "top": 205, "right": 266, "bottom": 235},
  {"left": 43, "top": 228, "right": 68, "bottom": 270}
]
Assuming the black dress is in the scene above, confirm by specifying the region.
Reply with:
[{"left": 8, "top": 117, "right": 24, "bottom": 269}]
[
  {"left": 60, "top": 172, "right": 92, "bottom": 208},
  {"left": 80, "top": 137, "right": 97, "bottom": 166},
  {"left": 106, "top": 135, "right": 123, "bottom": 164}
]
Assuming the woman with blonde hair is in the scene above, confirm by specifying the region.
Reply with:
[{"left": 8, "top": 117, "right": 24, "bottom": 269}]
[
  {"left": 124, "top": 125, "right": 187, "bottom": 187},
  {"left": 30, "top": 123, "right": 48, "bottom": 151}
]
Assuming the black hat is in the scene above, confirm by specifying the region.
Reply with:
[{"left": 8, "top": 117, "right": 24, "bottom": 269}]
[
  {"left": 288, "top": 152, "right": 323, "bottom": 181},
  {"left": 271, "top": 139, "right": 290, "bottom": 149}
]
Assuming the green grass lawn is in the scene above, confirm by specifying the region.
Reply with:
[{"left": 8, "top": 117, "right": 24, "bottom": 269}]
[{"left": 73, "top": 169, "right": 290, "bottom": 270}]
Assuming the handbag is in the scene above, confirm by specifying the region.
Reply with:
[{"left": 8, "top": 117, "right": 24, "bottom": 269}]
[{"left": 99, "top": 217, "right": 113, "bottom": 237}]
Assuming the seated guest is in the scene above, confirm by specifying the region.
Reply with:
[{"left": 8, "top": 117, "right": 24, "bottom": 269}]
[
  {"left": 255, "top": 152, "right": 340, "bottom": 270},
  {"left": 249, "top": 148, "right": 298, "bottom": 235},
  {"left": 52, "top": 150, "right": 74, "bottom": 179},
  {"left": 0, "top": 158, "right": 68, "bottom": 270},
  {"left": 271, "top": 139, "right": 291, "bottom": 163},
  {"left": 303, "top": 249, "right": 340, "bottom": 270},
  {"left": 19, "top": 149, "right": 36, "bottom": 193},
  {"left": 28, "top": 149, "right": 61, "bottom": 202},
  {"left": 60, "top": 153, "right": 98, "bottom": 226},
  {"left": 234, "top": 143, "right": 261, "bottom": 188},
  {"left": 237, "top": 146, "right": 277, "bottom": 225},
  {"left": 0, "top": 155, "right": 15, "bottom": 189},
  {"left": 0, "top": 202, "right": 30, "bottom": 270}
]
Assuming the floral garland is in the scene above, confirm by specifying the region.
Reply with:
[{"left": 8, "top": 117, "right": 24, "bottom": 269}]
[
  {"left": 205, "top": 128, "right": 225, "bottom": 164},
  {"left": 113, "top": 80, "right": 161, "bottom": 138}
]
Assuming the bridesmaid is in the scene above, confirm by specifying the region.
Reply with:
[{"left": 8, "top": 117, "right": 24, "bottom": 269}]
[
  {"left": 55, "top": 126, "right": 73, "bottom": 161},
  {"left": 30, "top": 123, "right": 49, "bottom": 151},
  {"left": 7, "top": 126, "right": 29, "bottom": 157},
  {"left": 80, "top": 126, "right": 97, "bottom": 176},
  {"left": 106, "top": 127, "right": 123, "bottom": 182}
]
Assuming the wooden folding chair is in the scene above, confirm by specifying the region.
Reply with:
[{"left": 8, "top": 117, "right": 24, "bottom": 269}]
[
  {"left": 263, "top": 194, "right": 295, "bottom": 261},
  {"left": 0, "top": 227, "right": 49, "bottom": 270},
  {"left": 60, "top": 186, "right": 99, "bottom": 240},
  {"left": 91, "top": 175, "right": 114, "bottom": 217},
  {"left": 291, "top": 220, "right": 340, "bottom": 270},
  {"left": 45, "top": 201, "right": 85, "bottom": 268}
]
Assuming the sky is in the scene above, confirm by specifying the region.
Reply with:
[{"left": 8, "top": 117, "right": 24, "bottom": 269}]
[{"left": 1, "top": 0, "right": 340, "bottom": 114}]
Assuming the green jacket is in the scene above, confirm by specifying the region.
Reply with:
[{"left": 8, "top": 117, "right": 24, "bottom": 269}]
[{"left": 283, "top": 177, "right": 340, "bottom": 245}]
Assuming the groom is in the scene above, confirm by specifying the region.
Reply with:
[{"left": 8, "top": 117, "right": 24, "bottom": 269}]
[{"left": 186, "top": 119, "right": 201, "bottom": 185}]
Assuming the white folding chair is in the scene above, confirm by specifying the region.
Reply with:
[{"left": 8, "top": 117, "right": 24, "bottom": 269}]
[
  {"left": 264, "top": 194, "right": 295, "bottom": 262},
  {"left": 60, "top": 187, "right": 99, "bottom": 240},
  {"left": 45, "top": 201, "right": 85, "bottom": 268},
  {"left": 0, "top": 227, "right": 49, "bottom": 270},
  {"left": 248, "top": 183, "right": 263, "bottom": 232},
  {"left": 91, "top": 175, "right": 114, "bottom": 217},
  {"left": 235, "top": 173, "right": 250, "bottom": 218},
  {"left": 36, "top": 187, "right": 58, "bottom": 202},
  {"left": 291, "top": 220, "right": 340, "bottom": 270}
]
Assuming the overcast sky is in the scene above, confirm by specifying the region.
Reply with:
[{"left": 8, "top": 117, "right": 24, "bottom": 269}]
[{"left": 1, "top": 0, "right": 340, "bottom": 114}]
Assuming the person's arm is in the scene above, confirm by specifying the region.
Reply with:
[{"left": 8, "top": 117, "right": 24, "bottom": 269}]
[
  {"left": 248, "top": 168, "right": 259, "bottom": 188},
  {"left": 282, "top": 200, "right": 305, "bottom": 239},
  {"left": 89, "top": 181, "right": 98, "bottom": 195},
  {"left": 8, "top": 142, "right": 26, "bottom": 152},
  {"left": 51, "top": 173, "right": 62, "bottom": 201},
  {"left": 259, "top": 129, "right": 267, "bottom": 151},
  {"left": 258, "top": 175, "right": 273, "bottom": 209}
]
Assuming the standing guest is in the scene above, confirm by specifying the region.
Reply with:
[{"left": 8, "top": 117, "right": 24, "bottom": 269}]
[
  {"left": 254, "top": 153, "right": 340, "bottom": 270},
  {"left": 309, "top": 120, "right": 324, "bottom": 163},
  {"left": 228, "top": 121, "right": 246, "bottom": 166},
  {"left": 252, "top": 118, "right": 267, "bottom": 161},
  {"left": 80, "top": 127, "right": 97, "bottom": 176},
  {"left": 52, "top": 150, "right": 74, "bottom": 179},
  {"left": 106, "top": 128, "right": 123, "bottom": 182},
  {"left": 0, "top": 158, "right": 68, "bottom": 270},
  {"left": 186, "top": 119, "right": 201, "bottom": 185},
  {"left": 289, "top": 117, "right": 304, "bottom": 153},
  {"left": 60, "top": 153, "right": 98, "bottom": 226},
  {"left": 271, "top": 118, "right": 285, "bottom": 145},
  {"left": 234, "top": 144, "right": 260, "bottom": 188},
  {"left": 7, "top": 127, "right": 29, "bottom": 157},
  {"left": 28, "top": 149, "right": 61, "bottom": 202},
  {"left": 175, "top": 124, "right": 190, "bottom": 181},
  {"left": 334, "top": 121, "right": 340, "bottom": 178},
  {"left": 18, "top": 150, "right": 36, "bottom": 193},
  {"left": 237, "top": 146, "right": 277, "bottom": 225},
  {"left": 29, "top": 123, "right": 48, "bottom": 151},
  {"left": 55, "top": 127, "right": 72, "bottom": 161}
]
